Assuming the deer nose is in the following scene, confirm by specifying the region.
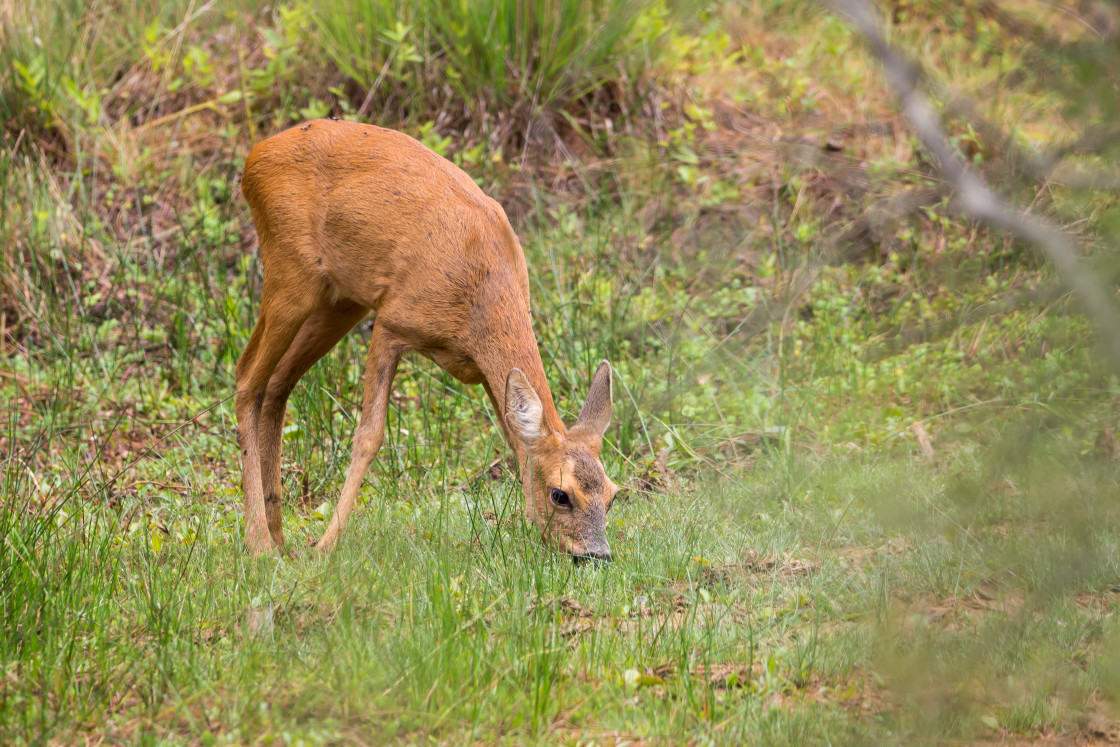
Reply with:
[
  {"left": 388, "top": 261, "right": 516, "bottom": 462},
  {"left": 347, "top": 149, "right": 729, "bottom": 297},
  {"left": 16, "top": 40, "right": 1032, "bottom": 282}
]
[{"left": 573, "top": 550, "right": 613, "bottom": 565}]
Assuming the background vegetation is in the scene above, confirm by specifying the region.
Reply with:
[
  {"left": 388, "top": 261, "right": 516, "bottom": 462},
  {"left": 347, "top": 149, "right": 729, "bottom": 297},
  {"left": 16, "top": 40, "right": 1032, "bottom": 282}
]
[{"left": 2, "top": 0, "right": 1119, "bottom": 743}]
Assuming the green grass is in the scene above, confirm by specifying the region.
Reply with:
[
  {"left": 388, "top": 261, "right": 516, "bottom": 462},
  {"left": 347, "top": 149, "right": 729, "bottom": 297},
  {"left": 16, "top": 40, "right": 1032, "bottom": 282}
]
[
  {"left": 4, "top": 0, "right": 1120, "bottom": 743},
  {"left": 313, "top": 0, "right": 654, "bottom": 127},
  {"left": 3, "top": 429, "right": 1118, "bottom": 743}
]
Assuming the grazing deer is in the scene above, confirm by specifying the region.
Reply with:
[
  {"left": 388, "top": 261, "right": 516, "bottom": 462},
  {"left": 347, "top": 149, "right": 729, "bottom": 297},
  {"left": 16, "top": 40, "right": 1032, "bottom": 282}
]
[{"left": 236, "top": 119, "right": 619, "bottom": 560}]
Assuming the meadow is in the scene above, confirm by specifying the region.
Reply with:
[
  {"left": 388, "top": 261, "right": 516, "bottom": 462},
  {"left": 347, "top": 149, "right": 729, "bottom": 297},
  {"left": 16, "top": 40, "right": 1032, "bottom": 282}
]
[{"left": 2, "top": 0, "right": 1120, "bottom": 743}]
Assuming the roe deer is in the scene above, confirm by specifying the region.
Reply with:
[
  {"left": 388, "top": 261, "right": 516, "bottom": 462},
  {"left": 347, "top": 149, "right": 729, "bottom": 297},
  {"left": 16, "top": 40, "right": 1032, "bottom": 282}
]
[{"left": 236, "top": 119, "right": 619, "bottom": 559}]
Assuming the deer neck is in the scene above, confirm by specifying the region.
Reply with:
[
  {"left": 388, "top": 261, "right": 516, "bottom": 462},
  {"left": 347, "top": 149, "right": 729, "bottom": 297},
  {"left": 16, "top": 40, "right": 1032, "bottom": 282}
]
[{"left": 474, "top": 321, "right": 565, "bottom": 438}]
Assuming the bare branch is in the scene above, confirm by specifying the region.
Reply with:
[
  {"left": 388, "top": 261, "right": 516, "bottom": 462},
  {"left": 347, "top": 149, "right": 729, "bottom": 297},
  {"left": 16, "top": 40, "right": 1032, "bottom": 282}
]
[
  {"left": 941, "top": 92, "right": 1120, "bottom": 188},
  {"left": 833, "top": 0, "right": 1120, "bottom": 372}
]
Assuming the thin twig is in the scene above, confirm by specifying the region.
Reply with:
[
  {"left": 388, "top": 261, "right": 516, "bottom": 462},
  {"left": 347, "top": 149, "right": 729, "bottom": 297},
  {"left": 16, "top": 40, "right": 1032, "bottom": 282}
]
[{"left": 834, "top": 0, "right": 1120, "bottom": 373}]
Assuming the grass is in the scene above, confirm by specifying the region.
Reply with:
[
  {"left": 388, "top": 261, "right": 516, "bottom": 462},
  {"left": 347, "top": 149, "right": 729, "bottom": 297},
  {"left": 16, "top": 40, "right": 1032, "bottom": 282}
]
[
  {"left": 3, "top": 431, "right": 1118, "bottom": 743},
  {"left": 3, "top": 0, "right": 1120, "bottom": 743},
  {"left": 314, "top": 0, "right": 653, "bottom": 128}
]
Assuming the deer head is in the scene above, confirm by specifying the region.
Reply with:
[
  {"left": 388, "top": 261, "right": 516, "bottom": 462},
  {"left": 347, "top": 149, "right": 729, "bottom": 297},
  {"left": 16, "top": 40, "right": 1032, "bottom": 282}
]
[{"left": 504, "top": 361, "right": 619, "bottom": 561}]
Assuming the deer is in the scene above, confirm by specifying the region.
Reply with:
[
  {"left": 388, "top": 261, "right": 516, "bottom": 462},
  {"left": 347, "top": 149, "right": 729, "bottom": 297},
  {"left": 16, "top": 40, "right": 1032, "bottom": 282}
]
[{"left": 235, "top": 118, "right": 620, "bottom": 561}]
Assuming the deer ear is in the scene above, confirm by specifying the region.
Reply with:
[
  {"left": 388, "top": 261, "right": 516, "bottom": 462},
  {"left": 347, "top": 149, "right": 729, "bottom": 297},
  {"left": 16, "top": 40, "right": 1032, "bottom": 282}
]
[
  {"left": 572, "top": 360, "right": 612, "bottom": 443},
  {"left": 505, "top": 368, "right": 549, "bottom": 447}
]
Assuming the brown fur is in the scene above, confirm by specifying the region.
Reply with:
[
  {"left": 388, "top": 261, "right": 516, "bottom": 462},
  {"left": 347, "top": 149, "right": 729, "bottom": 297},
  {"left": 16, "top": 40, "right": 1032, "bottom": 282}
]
[{"left": 235, "top": 119, "right": 617, "bottom": 557}]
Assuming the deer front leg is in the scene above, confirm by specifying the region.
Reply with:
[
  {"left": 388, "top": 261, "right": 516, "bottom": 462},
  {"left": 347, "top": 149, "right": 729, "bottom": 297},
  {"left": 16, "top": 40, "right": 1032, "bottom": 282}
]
[{"left": 316, "top": 323, "right": 403, "bottom": 552}]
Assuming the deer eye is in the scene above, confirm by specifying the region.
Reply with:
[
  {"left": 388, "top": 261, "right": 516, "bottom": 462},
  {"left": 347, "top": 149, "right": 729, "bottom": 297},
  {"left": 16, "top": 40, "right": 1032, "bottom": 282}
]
[{"left": 550, "top": 488, "right": 571, "bottom": 507}]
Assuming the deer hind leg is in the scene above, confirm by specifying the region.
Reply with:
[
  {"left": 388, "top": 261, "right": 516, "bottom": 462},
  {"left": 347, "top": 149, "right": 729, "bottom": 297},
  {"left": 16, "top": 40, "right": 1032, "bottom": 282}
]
[
  {"left": 236, "top": 290, "right": 318, "bottom": 555},
  {"left": 316, "top": 322, "right": 403, "bottom": 552},
  {"left": 257, "top": 300, "right": 371, "bottom": 547}
]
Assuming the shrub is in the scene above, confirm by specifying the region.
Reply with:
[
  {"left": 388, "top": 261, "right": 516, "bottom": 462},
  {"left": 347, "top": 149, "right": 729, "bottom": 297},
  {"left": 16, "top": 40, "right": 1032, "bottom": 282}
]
[{"left": 313, "top": 0, "right": 656, "bottom": 138}]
